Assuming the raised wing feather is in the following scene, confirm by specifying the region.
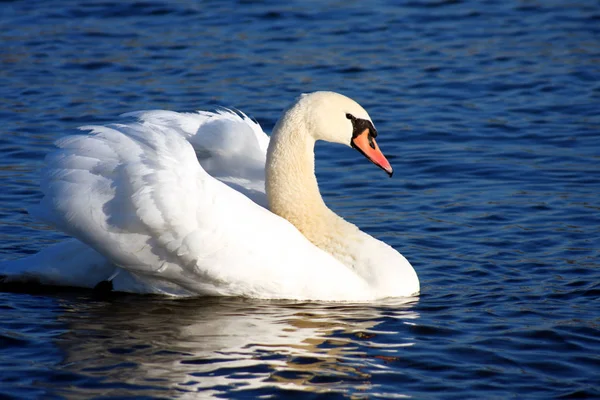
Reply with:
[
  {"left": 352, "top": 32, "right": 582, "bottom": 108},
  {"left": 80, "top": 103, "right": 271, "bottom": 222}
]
[{"left": 124, "top": 109, "right": 269, "bottom": 207}]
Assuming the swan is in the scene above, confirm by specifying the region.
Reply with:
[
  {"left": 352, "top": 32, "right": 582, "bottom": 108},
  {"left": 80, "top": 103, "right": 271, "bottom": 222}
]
[{"left": 0, "top": 91, "right": 419, "bottom": 301}]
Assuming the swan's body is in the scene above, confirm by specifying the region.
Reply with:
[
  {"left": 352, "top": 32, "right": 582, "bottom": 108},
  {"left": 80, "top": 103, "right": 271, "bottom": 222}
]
[{"left": 0, "top": 92, "right": 419, "bottom": 300}]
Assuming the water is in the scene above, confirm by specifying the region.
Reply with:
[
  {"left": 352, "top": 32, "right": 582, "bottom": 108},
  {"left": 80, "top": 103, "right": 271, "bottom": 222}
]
[{"left": 1, "top": 0, "right": 599, "bottom": 398}]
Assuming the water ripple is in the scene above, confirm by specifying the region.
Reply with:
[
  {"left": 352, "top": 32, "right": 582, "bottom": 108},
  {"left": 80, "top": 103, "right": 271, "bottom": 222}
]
[{"left": 1, "top": 0, "right": 599, "bottom": 398}]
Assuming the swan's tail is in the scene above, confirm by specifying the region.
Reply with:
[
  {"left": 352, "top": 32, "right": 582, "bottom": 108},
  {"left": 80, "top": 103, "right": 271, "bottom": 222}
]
[
  {"left": 0, "top": 239, "right": 116, "bottom": 288},
  {"left": 0, "top": 239, "right": 187, "bottom": 295}
]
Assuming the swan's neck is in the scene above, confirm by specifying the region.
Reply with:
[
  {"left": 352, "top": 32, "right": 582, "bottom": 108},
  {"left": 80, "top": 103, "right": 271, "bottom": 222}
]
[{"left": 266, "top": 113, "right": 359, "bottom": 256}]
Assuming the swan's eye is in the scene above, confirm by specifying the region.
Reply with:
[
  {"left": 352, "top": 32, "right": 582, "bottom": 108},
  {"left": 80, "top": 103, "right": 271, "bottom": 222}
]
[{"left": 346, "top": 113, "right": 355, "bottom": 121}]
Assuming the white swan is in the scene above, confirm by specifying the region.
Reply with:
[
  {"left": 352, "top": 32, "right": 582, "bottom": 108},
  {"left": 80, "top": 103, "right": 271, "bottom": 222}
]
[{"left": 0, "top": 92, "right": 419, "bottom": 301}]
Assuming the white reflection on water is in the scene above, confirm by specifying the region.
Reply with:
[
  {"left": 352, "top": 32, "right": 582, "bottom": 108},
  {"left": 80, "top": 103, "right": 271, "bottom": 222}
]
[{"left": 54, "top": 296, "right": 419, "bottom": 398}]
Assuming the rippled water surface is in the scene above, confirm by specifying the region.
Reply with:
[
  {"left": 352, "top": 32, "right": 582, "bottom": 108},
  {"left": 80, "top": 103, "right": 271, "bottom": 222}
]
[{"left": 1, "top": 0, "right": 599, "bottom": 398}]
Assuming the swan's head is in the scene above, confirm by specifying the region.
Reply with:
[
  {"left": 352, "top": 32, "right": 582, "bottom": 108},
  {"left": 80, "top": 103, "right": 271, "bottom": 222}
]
[{"left": 297, "top": 91, "right": 393, "bottom": 176}]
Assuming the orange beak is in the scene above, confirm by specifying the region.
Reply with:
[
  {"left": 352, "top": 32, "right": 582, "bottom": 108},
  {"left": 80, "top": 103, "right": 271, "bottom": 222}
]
[{"left": 351, "top": 128, "right": 393, "bottom": 177}]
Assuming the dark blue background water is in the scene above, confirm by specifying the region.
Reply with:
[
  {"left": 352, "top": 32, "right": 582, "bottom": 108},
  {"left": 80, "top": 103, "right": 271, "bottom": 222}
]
[{"left": 1, "top": 0, "right": 599, "bottom": 398}]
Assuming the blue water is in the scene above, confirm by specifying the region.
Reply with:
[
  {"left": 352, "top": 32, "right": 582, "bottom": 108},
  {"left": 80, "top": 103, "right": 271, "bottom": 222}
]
[{"left": 1, "top": 0, "right": 599, "bottom": 398}]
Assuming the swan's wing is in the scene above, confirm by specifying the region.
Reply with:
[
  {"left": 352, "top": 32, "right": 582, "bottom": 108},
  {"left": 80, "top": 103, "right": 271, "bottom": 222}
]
[
  {"left": 123, "top": 109, "right": 269, "bottom": 207},
  {"left": 29, "top": 121, "right": 371, "bottom": 299}
]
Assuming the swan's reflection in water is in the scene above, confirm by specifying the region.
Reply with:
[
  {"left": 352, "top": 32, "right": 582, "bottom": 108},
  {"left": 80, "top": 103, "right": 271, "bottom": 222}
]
[{"left": 56, "top": 296, "right": 419, "bottom": 398}]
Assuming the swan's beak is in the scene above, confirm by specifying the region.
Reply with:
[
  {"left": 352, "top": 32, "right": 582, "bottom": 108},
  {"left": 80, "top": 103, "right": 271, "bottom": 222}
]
[{"left": 351, "top": 128, "right": 394, "bottom": 177}]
